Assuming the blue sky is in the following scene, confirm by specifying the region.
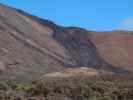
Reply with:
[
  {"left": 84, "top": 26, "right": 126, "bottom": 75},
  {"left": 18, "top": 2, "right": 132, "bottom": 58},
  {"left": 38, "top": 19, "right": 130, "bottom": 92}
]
[{"left": 0, "top": 0, "right": 133, "bottom": 31}]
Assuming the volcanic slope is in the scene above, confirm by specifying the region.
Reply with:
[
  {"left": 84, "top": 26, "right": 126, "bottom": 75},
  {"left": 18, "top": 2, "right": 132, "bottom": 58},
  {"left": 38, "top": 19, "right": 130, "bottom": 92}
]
[{"left": 0, "top": 4, "right": 133, "bottom": 80}]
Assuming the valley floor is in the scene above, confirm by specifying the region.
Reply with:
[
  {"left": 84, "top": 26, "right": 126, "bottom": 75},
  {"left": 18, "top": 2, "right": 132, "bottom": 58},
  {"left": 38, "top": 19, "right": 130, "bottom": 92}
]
[{"left": 0, "top": 75, "right": 133, "bottom": 100}]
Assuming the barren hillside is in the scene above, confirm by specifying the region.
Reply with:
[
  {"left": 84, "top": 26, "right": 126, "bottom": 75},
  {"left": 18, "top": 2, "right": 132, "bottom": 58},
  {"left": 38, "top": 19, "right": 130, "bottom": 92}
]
[{"left": 0, "top": 4, "right": 133, "bottom": 80}]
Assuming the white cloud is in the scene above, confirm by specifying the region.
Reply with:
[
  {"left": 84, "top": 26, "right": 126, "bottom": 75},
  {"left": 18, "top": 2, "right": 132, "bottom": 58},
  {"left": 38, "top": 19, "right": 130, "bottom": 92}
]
[{"left": 119, "top": 18, "right": 133, "bottom": 31}]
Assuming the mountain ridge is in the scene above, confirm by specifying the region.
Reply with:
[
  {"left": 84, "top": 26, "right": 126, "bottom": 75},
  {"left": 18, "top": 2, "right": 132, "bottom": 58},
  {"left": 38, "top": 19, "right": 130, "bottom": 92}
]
[{"left": 0, "top": 4, "right": 133, "bottom": 81}]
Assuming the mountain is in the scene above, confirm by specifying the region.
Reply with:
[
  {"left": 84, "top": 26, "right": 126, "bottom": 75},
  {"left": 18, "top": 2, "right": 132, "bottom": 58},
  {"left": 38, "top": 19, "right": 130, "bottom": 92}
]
[{"left": 0, "top": 4, "right": 133, "bottom": 81}]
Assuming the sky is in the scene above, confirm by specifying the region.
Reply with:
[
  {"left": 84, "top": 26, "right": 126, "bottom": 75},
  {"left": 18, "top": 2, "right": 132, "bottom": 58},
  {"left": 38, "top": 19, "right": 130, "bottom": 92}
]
[{"left": 0, "top": 0, "right": 133, "bottom": 31}]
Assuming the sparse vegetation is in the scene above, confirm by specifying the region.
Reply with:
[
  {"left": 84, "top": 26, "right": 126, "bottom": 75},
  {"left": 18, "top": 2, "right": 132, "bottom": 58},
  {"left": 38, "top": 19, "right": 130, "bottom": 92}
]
[{"left": 0, "top": 75, "right": 133, "bottom": 100}]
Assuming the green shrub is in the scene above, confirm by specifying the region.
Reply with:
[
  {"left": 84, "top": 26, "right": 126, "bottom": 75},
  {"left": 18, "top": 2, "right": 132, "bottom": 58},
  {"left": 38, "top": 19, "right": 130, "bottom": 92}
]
[{"left": 0, "top": 75, "right": 133, "bottom": 100}]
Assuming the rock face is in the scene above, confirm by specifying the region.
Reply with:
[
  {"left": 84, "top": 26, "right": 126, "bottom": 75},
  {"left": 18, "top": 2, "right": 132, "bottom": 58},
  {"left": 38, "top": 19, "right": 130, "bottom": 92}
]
[{"left": 0, "top": 4, "right": 133, "bottom": 80}]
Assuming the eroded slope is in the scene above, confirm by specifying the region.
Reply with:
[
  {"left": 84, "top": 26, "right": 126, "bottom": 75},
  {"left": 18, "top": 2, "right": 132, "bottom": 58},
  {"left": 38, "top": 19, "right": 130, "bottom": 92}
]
[{"left": 0, "top": 4, "right": 132, "bottom": 80}]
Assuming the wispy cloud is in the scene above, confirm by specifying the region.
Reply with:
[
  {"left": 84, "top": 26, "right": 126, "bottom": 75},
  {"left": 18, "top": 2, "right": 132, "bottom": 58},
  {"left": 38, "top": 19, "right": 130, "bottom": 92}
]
[{"left": 119, "top": 18, "right": 133, "bottom": 31}]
